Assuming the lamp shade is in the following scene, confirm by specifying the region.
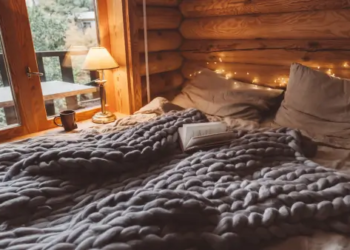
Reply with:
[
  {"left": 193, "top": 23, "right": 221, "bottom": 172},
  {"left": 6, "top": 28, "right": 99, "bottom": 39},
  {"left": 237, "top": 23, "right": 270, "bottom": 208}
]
[{"left": 82, "top": 47, "right": 119, "bottom": 70}]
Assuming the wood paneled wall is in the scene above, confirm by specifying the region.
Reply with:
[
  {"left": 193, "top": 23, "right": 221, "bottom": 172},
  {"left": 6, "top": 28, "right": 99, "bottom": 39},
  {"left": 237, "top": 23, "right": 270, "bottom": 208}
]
[
  {"left": 178, "top": 0, "right": 350, "bottom": 88},
  {"left": 137, "top": 1, "right": 184, "bottom": 103}
]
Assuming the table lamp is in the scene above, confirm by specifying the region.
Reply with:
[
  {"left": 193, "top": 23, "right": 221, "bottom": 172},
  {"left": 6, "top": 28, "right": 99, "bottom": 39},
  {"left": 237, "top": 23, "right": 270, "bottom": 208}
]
[{"left": 83, "top": 47, "right": 119, "bottom": 124}]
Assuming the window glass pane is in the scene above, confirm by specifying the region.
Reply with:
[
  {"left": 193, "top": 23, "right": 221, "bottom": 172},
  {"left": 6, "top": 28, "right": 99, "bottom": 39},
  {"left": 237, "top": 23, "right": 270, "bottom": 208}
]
[
  {"left": 0, "top": 31, "right": 20, "bottom": 130},
  {"left": 26, "top": 0, "right": 99, "bottom": 117}
]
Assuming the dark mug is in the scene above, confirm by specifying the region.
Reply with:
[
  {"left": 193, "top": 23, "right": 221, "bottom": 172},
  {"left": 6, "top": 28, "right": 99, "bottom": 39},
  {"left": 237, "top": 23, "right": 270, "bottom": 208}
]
[{"left": 54, "top": 110, "right": 78, "bottom": 131}]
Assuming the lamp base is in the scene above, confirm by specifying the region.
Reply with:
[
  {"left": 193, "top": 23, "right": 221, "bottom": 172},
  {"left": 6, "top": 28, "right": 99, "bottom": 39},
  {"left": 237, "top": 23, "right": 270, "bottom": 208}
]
[{"left": 92, "top": 111, "right": 116, "bottom": 124}]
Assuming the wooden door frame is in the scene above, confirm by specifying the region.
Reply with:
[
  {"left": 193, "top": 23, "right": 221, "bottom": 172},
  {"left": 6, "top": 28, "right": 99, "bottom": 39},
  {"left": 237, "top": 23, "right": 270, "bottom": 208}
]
[{"left": 0, "top": 0, "right": 141, "bottom": 142}]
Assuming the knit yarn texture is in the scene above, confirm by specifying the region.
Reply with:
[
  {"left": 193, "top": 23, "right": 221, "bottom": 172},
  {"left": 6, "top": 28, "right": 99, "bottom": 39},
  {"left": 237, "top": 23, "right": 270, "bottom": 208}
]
[{"left": 0, "top": 109, "right": 349, "bottom": 250}]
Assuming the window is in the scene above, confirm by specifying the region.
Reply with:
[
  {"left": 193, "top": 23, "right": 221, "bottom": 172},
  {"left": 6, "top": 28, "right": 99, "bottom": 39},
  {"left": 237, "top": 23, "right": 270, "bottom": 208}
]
[
  {"left": 0, "top": 0, "right": 141, "bottom": 142},
  {"left": 26, "top": 0, "right": 100, "bottom": 117},
  {"left": 0, "top": 31, "right": 20, "bottom": 129}
]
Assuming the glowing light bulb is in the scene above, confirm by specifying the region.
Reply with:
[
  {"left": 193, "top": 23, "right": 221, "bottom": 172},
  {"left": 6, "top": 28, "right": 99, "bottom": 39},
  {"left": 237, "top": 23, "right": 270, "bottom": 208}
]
[
  {"left": 226, "top": 73, "right": 232, "bottom": 79},
  {"left": 198, "top": 71, "right": 202, "bottom": 74},
  {"left": 207, "top": 62, "right": 209, "bottom": 65},
  {"left": 190, "top": 74, "right": 192, "bottom": 77},
  {"left": 219, "top": 58, "right": 223, "bottom": 62},
  {"left": 317, "top": 66, "right": 320, "bottom": 69},
  {"left": 252, "top": 78, "right": 259, "bottom": 83},
  {"left": 247, "top": 72, "right": 250, "bottom": 75},
  {"left": 214, "top": 62, "right": 217, "bottom": 64},
  {"left": 234, "top": 72, "right": 237, "bottom": 75},
  {"left": 344, "top": 62, "right": 349, "bottom": 68}
]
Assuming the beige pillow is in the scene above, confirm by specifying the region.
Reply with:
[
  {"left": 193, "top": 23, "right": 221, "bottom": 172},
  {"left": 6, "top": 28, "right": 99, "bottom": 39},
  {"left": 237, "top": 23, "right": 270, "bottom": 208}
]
[
  {"left": 173, "top": 69, "right": 283, "bottom": 121},
  {"left": 275, "top": 63, "right": 350, "bottom": 136}
]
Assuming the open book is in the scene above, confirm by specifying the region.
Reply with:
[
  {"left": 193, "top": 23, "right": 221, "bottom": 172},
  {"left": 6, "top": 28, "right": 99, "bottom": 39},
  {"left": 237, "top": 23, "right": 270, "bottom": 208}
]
[{"left": 178, "top": 122, "right": 235, "bottom": 152}]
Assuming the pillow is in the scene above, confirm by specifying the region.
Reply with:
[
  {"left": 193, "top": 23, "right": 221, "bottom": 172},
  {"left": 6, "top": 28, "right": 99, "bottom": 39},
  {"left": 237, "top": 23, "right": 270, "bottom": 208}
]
[
  {"left": 172, "top": 69, "right": 283, "bottom": 121},
  {"left": 275, "top": 63, "right": 350, "bottom": 136}
]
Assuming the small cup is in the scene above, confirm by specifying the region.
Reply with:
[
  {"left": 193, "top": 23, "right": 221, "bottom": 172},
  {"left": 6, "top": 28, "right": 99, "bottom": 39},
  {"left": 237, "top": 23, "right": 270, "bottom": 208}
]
[{"left": 54, "top": 110, "right": 78, "bottom": 131}]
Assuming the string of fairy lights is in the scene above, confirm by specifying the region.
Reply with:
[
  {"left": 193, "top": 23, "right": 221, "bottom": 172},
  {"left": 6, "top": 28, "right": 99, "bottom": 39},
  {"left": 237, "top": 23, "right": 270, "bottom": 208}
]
[{"left": 188, "top": 58, "right": 350, "bottom": 88}]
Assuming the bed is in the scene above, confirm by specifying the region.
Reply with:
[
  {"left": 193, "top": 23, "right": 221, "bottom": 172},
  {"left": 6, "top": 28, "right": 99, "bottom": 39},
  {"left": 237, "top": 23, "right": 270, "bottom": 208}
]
[{"left": 1, "top": 64, "right": 350, "bottom": 250}]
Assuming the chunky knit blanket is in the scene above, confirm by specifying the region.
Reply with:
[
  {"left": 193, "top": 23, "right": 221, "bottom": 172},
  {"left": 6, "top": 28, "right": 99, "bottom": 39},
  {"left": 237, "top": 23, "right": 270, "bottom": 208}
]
[{"left": 0, "top": 109, "right": 349, "bottom": 250}]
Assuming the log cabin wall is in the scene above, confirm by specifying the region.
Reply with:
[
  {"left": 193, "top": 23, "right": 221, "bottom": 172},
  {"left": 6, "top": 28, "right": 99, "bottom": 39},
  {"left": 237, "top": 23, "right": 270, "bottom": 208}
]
[
  {"left": 137, "top": 0, "right": 184, "bottom": 103},
  {"left": 178, "top": 0, "right": 350, "bottom": 88}
]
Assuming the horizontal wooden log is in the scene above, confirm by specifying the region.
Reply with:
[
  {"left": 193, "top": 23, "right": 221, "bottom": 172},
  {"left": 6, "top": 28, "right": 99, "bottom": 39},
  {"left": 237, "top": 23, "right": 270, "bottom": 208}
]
[
  {"left": 136, "top": 0, "right": 181, "bottom": 7},
  {"left": 180, "top": 9, "right": 350, "bottom": 39},
  {"left": 141, "top": 71, "right": 184, "bottom": 97},
  {"left": 140, "top": 52, "right": 183, "bottom": 75},
  {"left": 181, "top": 50, "right": 350, "bottom": 69},
  {"left": 180, "top": 0, "right": 350, "bottom": 17},
  {"left": 182, "top": 61, "right": 350, "bottom": 87},
  {"left": 182, "top": 61, "right": 290, "bottom": 87},
  {"left": 138, "top": 7, "right": 182, "bottom": 30},
  {"left": 180, "top": 39, "right": 350, "bottom": 52},
  {"left": 139, "top": 30, "right": 182, "bottom": 52}
]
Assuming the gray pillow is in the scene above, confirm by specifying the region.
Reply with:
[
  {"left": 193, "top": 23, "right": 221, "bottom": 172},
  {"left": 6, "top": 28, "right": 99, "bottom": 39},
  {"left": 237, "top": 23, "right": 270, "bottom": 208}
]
[
  {"left": 275, "top": 63, "right": 350, "bottom": 136},
  {"left": 173, "top": 69, "right": 283, "bottom": 121}
]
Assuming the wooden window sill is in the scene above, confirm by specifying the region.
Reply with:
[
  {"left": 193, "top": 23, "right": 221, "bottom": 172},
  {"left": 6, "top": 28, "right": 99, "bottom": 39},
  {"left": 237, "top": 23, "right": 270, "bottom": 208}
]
[{"left": 3, "top": 112, "right": 128, "bottom": 144}]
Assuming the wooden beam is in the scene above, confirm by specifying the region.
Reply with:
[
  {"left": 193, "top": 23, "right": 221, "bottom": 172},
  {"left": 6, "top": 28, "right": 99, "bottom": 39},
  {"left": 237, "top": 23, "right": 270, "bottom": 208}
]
[
  {"left": 96, "top": 0, "right": 116, "bottom": 113},
  {"left": 140, "top": 52, "right": 183, "bottom": 75},
  {"left": 182, "top": 61, "right": 291, "bottom": 88},
  {"left": 141, "top": 70, "right": 183, "bottom": 98},
  {"left": 139, "top": 30, "right": 183, "bottom": 52},
  {"left": 180, "top": 0, "right": 350, "bottom": 18},
  {"left": 136, "top": 0, "right": 181, "bottom": 7},
  {"left": 181, "top": 50, "right": 350, "bottom": 70},
  {"left": 101, "top": 0, "right": 142, "bottom": 114},
  {"left": 181, "top": 39, "right": 350, "bottom": 53},
  {"left": 180, "top": 9, "right": 350, "bottom": 40},
  {"left": 182, "top": 61, "right": 350, "bottom": 88},
  {"left": 181, "top": 39, "right": 350, "bottom": 72},
  {"left": 125, "top": 0, "right": 143, "bottom": 113},
  {"left": 138, "top": 7, "right": 182, "bottom": 30}
]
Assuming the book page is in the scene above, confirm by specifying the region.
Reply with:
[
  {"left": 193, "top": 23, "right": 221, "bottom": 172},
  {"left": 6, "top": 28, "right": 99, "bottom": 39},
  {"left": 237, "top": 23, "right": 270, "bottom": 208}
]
[
  {"left": 182, "top": 122, "right": 227, "bottom": 147},
  {"left": 186, "top": 131, "right": 235, "bottom": 150}
]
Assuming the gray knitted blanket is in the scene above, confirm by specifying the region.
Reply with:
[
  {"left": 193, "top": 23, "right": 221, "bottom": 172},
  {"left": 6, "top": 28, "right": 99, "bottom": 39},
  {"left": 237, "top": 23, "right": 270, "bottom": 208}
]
[{"left": 0, "top": 109, "right": 349, "bottom": 250}]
